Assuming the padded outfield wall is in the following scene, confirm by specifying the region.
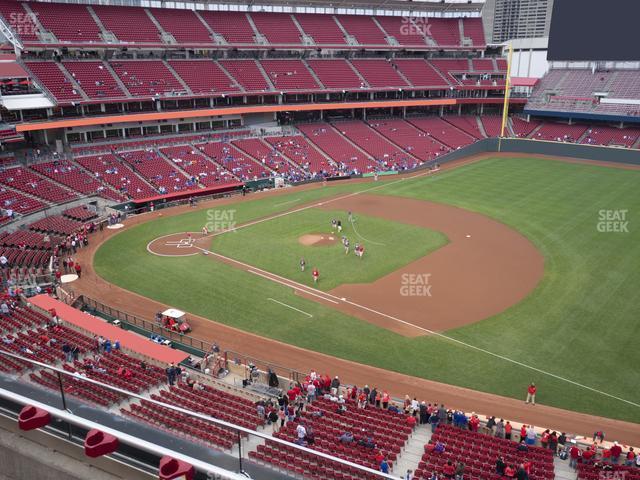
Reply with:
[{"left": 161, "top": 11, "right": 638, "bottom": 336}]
[{"left": 433, "top": 138, "right": 640, "bottom": 166}]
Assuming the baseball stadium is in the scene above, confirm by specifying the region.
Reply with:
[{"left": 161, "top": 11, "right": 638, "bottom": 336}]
[{"left": 0, "top": 0, "right": 638, "bottom": 479}]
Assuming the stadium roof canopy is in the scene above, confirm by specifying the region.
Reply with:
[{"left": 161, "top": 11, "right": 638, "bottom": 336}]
[{"left": 162, "top": 0, "right": 484, "bottom": 13}]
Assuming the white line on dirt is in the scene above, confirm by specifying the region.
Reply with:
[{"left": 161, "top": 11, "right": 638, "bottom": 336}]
[{"left": 267, "top": 298, "right": 313, "bottom": 318}]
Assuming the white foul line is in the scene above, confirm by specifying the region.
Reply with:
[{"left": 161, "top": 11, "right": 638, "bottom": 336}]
[
  {"left": 247, "top": 269, "right": 339, "bottom": 304},
  {"left": 268, "top": 298, "right": 313, "bottom": 318}
]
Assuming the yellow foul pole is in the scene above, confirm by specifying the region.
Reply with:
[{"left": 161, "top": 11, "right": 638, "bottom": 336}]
[{"left": 498, "top": 43, "right": 514, "bottom": 151}]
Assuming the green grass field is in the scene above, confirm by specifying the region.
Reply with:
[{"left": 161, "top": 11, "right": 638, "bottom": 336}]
[
  {"left": 94, "top": 157, "right": 640, "bottom": 423},
  {"left": 212, "top": 208, "right": 447, "bottom": 290}
]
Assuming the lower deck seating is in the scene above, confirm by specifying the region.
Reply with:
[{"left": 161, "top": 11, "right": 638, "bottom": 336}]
[
  {"left": 297, "top": 123, "right": 379, "bottom": 174},
  {"left": 75, "top": 154, "right": 157, "bottom": 200},
  {"left": 264, "top": 135, "right": 338, "bottom": 177},
  {"left": 159, "top": 145, "right": 237, "bottom": 187},
  {"left": 368, "top": 118, "right": 450, "bottom": 162},
  {"left": 417, "top": 424, "right": 555, "bottom": 480},
  {"left": 332, "top": 120, "right": 420, "bottom": 170},
  {"left": 29, "top": 215, "right": 83, "bottom": 236}
]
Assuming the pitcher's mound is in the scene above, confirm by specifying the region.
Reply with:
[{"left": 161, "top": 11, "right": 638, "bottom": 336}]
[{"left": 299, "top": 233, "right": 338, "bottom": 247}]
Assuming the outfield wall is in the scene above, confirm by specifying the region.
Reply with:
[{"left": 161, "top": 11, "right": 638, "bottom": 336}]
[{"left": 434, "top": 138, "right": 640, "bottom": 166}]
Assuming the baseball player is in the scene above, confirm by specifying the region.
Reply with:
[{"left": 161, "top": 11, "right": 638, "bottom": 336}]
[
  {"left": 337, "top": 220, "right": 342, "bottom": 233},
  {"left": 202, "top": 226, "right": 209, "bottom": 236},
  {"left": 358, "top": 244, "right": 365, "bottom": 259},
  {"left": 312, "top": 268, "right": 319, "bottom": 284},
  {"left": 300, "top": 257, "right": 306, "bottom": 272},
  {"left": 348, "top": 211, "right": 353, "bottom": 222},
  {"left": 186, "top": 232, "right": 193, "bottom": 245},
  {"left": 331, "top": 219, "right": 337, "bottom": 233},
  {"left": 354, "top": 243, "right": 360, "bottom": 256},
  {"left": 344, "top": 238, "right": 350, "bottom": 255}
]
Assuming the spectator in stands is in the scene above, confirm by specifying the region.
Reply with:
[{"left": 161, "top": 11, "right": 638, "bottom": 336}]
[
  {"left": 495, "top": 419, "right": 505, "bottom": 438},
  {"left": 62, "top": 342, "right": 72, "bottom": 362},
  {"left": 429, "top": 409, "right": 439, "bottom": 432},
  {"left": 548, "top": 431, "right": 558, "bottom": 452},
  {"left": 434, "top": 441, "right": 445, "bottom": 454},
  {"left": 359, "top": 435, "right": 375, "bottom": 449},
  {"left": 165, "top": 363, "right": 177, "bottom": 386},
  {"left": 381, "top": 390, "right": 389, "bottom": 409},
  {"left": 610, "top": 442, "right": 622, "bottom": 464},
  {"left": 515, "top": 464, "right": 528, "bottom": 480},
  {"left": 486, "top": 416, "right": 497, "bottom": 434},
  {"left": 495, "top": 456, "right": 506, "bottom": 475},
  {"left": 582, "top": 445, "right": 596, "bottom": 464},
  {"left": 330, "top": 376, "right": 340, "bottom": 395},
  {"left": 569, "top": 443, "right": 581, "bottom": 469},
  {"left": 0, "top": 301, "right": 10, "bottom": 316},
  {"left": 295, "top": 422, "right": 306, "bottom": 445},
  {"left": 525, "top": 425, "right": 536, "bottom": 446},
  {"left": 442, "top": 460, "right": 455, "bottom": 479},
  {"left": 504, "top": 420, "right": 512, "bottom": 439},
  {"left": 504, "top": 465, "right": 516, "bottom": 478},
  {"left": 540, "top": 429, "right": 550, "bottom": 448},
  {"left": 454, "top": 462, "right": 465, "bottom": 480},
  {"left": 593, "top": 431, "right": 605, "bottom": 444},
  {"left": 557, "top": 432, "right": 567, "bottom": 453},
  {"left": 379, "top": 458, "right": 390, "bottom": 474},
  {"left": 338, "top": 431, "right": 353, "bottom": 444},
  {"left": 626, "top": 447, "right": 636, "bottom": 466},
  {"left": 404, "top": 470, "right": 414, "bottom": 480}
]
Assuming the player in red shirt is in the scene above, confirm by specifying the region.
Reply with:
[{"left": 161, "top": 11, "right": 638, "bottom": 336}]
[
  {"left": 312, "top": 268, "right": 319, "bottom": 284},
  {"left": 525, "top": 383, "right": 537, "bottom": 405}
]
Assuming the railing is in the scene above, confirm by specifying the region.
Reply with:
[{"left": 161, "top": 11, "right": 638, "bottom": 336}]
[
  {"left": 0, "top": 349, "right": 397, "bottom": 480},
  {"left": 79, "top": 295, "right": 218, "bottom": 355},
  {"left": 77, "top": 295, "right": 306, "bottom": 386}
]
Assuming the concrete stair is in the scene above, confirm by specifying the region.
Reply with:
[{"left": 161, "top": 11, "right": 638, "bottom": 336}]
[
  {"left": 393, "top": 424, "right": 431, "bottom": 476},
  {"left": 245, "top": 13, "right": 268, "bottom": 45},
  {"left": 215, "top": 61, "right": 245, "bottom": 93},
  {"left": 332, "top": 15, "right": 357, "bottom": 46},
  {"left": 112, "top": 153, "right": 161, "bottom": 193},
  {"left": 327, "top": 122, "right": 378, "bottom": 163},
  {"left": 254, "top": 60, "right": 276, "bottom": 91},
  {"left": 192, "top": 10, "right": 219, "bottom": 44},
  {"left": 154, "top": 147, "right": 199, "bottom": 185},
  {"left": 86, "top": 6, "right": 117, "bottom": 43},
  {"left": 527, "top": 123, "right": 545, "bottom": 139},
  {"left": 144, "top": 8, "right": 176, "bottom": 45},
  {"left": 476, "top": 116, "right": 488, "bottom": 138},
  {"left": 191, "top": 143, "right": 242, "bottom": 182},
  {"left": 56, "top": 63, "right": 90, "bottom": 101},
  {"left": 103, "top": 61, "right": 133, "bottom": 98},
  {"left": 347, "top": 61, "right": 370, "bottom": 88},
  {"left": 162, "top": 60, "right": 193, "bottom": 95},
  {"left": 302, "top": 60, "right": 326, "bottom": 89}
]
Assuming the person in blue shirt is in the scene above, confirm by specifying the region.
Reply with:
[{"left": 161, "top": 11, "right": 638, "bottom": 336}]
[{"left": 379, "top": 458, "right": 389, "bottom": 474}]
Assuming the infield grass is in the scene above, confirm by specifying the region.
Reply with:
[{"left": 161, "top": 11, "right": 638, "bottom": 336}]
[{"left": 95, "top": 157, "right": 640, "bottom": 423}]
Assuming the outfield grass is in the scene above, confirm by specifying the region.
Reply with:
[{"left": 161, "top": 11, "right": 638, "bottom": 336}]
[
  {"left": 212, "top": 208, "right": 447, "bottom": 290},
  {"left": 95, "top": 158, "right": 640, "bottom": 423}
]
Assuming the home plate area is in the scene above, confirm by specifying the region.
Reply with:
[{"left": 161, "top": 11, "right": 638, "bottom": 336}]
[{"left": 147, "top": 232, "right": 210, "bottom": 257}]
